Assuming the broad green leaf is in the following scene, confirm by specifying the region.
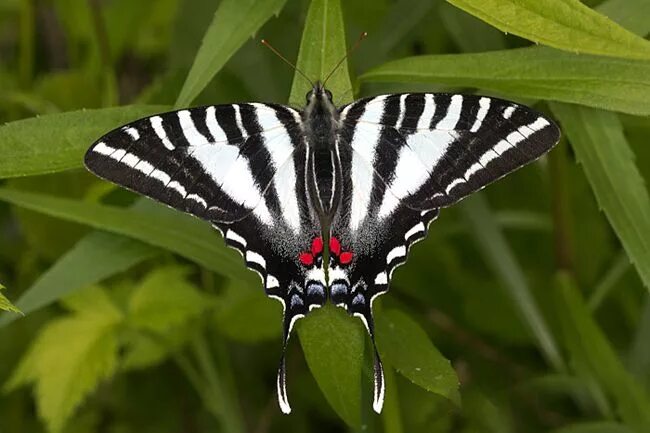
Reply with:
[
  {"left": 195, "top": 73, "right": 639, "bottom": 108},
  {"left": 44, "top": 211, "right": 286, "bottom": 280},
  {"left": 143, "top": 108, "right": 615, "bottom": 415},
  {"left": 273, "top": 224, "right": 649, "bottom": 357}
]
[
  {"left": 552, "top": 422, "right": 635, "bottom": 433},
  {"left": 555, "top": 273, "right": 650, "bottom": 431},
  {"left": 0, "top": 189, "right": 251, "bottom": 283},
  {"left": 460, "top": 195, "right": 565, "bottom": 372},
  {"left": 0, "top": 105, "right": 166, "bottom": 179},
  {"left": 175, "top": 0, "right": 288, "bottom": 107},
  {"left": 4, "top": 287, "right": 121, "bottom": 433},
  {"left": 61, "top": 285, "right": 124, "bottom": 318},
  {"left": 298, "top": 305, "right": 364, "bottom": 428},
  {"left": 288, "top": 0, "right": 353, "bottom": 107},
  {"left": 447, "top": 0, "right": 650, "bottom": 60},
  {"left": 0, "top": 231, "right": 156, "bottom": 328},
  {"left": 128, "top": 267, "right": 208, "bottom": 333},
  {"left": 214, "top": 283, "right": 282, "bottom": 342},
  {"left": 360, "top": 47, "right": 650, "bottom": 116},
  {"left": 550, "top": 104, "right": 650, "bottom": 291},
  {"left": 376, "top": 309, "right": 459, "bottom": 404},
  {"left": 120, "top": 333, "right": 170, "bottom": 371},
  {"left": 0, "top": 284, "right": 20, "bottom": 314}
]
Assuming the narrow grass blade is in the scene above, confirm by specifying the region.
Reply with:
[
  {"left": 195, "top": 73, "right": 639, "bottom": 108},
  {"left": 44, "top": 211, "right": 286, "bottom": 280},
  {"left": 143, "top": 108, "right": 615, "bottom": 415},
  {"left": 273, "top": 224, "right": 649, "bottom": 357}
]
[
  {"left": 175, "top": 0, "right": 288, "bottom": 107},
  {"left": 447, "top": 0, "right": 650, "bottom": 60},
  {"left": 0, "top": 189, "right": 251, "bottom": 283},
  {"left": 550, "top": 104, "right": 650, "bottom": 291},
  {"left": 0, "top": 231, "right": 155, "bottom": 328},
  {"left": 360, "top": 47, "right": 650, "bottom": 116},
  {"left": 460, "top": 195, "right": 565, "bottom": 372},
  {"left": 555, "top": 273, "right": 650, "bottom": 430}
]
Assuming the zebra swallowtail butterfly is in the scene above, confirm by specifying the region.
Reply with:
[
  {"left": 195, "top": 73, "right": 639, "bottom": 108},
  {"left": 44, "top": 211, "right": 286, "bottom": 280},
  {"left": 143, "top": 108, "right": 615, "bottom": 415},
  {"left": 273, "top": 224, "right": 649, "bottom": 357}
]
[{"left": 85, "top": 83, "right": 560, "bottom": 414}]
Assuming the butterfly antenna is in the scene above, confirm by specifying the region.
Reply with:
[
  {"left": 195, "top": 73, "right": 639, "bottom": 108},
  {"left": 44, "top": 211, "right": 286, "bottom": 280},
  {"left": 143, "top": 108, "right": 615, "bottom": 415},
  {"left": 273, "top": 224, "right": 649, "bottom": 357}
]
[
  {"left": 261, "top": 39, "right": 314, "bottom": 88},
  {"left": 322, "top": 31, "right": 368, "bottom": 87}
]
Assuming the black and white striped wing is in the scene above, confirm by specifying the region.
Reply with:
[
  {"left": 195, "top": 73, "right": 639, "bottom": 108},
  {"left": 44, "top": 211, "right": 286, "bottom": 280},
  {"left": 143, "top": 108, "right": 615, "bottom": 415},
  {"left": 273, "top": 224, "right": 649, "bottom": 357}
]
[
  {"left": 330, "top": 93, "right": 560, "bottom": 412},
  {"left": 85, "top": 103, "right": 326, "bottom": 414}
]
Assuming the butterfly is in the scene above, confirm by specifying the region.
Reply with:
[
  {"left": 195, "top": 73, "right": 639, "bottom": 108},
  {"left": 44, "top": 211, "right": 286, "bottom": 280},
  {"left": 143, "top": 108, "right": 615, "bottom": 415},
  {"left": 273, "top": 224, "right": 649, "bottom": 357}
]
[{"left": 85, "top": 82, "right": 560, "bottom": 414}]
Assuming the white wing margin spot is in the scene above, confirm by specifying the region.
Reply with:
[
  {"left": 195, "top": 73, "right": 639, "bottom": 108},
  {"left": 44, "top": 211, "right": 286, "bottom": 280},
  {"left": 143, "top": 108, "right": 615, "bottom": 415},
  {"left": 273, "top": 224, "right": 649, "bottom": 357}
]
[
  {"left": 93, "top": 141, "right": 115, "bottom": 156},
  {"left": 435, "top": 94, "right": 463, "bottom": 130},
  {"left": 178, "top": 110, "right": 208, "bottom": 146},
  {"left": 150, "top": 115, "right": 175, "bottom": 150},
  {"left": 470, "top": 97, "right": 491, "bottom": 133}
]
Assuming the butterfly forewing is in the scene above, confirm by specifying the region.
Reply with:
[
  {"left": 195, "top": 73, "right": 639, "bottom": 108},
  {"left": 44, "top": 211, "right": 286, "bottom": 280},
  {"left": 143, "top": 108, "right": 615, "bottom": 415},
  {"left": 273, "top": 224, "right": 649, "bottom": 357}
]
[
  {"left": 340, "top": 93, "right": 560, "bottom": 211},
  {"left": 85, "top": 103, "right": 303, "bottom": 223}
]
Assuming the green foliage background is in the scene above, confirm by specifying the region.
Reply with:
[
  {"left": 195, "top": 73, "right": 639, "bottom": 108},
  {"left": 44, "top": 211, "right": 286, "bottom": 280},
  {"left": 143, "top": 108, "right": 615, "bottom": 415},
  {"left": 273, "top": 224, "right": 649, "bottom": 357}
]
[{"left": 1, "top": 0, "right": 650, "bottom": 432}]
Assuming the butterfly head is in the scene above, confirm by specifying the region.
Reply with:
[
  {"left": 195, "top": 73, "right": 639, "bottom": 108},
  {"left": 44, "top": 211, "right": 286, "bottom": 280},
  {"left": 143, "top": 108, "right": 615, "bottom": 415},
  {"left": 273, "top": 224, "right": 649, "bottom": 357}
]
[{"left": 305, "top": 81, "right": 333, "bottom": 104}]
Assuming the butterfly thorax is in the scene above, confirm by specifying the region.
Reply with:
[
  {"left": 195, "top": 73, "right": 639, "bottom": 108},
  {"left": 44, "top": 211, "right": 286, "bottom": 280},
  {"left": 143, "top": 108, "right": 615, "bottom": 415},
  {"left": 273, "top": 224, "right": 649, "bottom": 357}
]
[{"left": 302, "top": 82, "right": 342, "bottom": 220}]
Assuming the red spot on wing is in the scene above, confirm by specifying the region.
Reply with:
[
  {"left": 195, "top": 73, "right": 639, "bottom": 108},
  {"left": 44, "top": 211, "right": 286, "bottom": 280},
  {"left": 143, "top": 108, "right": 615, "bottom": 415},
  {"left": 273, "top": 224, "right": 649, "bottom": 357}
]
[
  {"left": 299, "top": 252, "right": 314, "bottom": 266},
  {"left": 311, "top": 237, "right": 324, "bottom": 256},
  {"left": 339, "top": 251, "right": 353, "bottom": 265},
  {"left": 329, "top": 237, "right": 341, "bottom": 256}
]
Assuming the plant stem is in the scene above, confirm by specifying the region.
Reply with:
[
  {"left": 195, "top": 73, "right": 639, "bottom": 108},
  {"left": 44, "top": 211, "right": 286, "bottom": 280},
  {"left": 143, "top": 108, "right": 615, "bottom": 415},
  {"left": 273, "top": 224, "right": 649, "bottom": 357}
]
[
  {"left": 19, "top": 0, "right": 34, "bottom": 88},
  {"left": 191, "top": 332, "right": 244, "bottom": 433},
  {"left": 549, "top": 140, "right": 575, "bottom": 273}
]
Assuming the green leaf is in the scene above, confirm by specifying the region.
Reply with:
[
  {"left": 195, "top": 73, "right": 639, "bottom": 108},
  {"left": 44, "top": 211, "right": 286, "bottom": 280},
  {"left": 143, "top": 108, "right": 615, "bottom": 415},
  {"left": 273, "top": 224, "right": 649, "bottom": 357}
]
[
  {"left": 439, "top": 2, "right": 506, "bottom": 53},
  {"left": 4, "top": 287, "right": 121, "bottom": 433},
  {"left": 120, "top": 333, "right": 171, "bottom": 371},
  {"left": 128, "top": 266, "right": 207, "bottom": 333},
  {"left": 554, "top": 273, "right": 650, "bottom": 431},
  {"left": 288, "top": 0, "right": 353, "bottom": 107},
  {"left": 446, "top": 0, "right": 650, "bottom": 60},
  {"left": 214, "top": 284, "right": 282, "bottom": 342},
  {"left": 0, "top": 105, "right": 166, "bottom": 179},
  {"left": 0, "top": 189, "right": 251, "bottom": 283},
  {"left": 376, "top": 309, "right": 459, "bottom": 404},
  {"left": 460, "top": 195, "right": 565, "bottom": 372},
  {"left": 62, "top": 285, "right": 124, "bottom": 318},
  {"left": 552, "top": 421, "right": 635, "bottom": 433},
  {"left": 0, "top": 284, "right": 21, "bottom": 314},
  {"left": 550, "top": 104, "right": 650, "bottom": 291},
  {"left": 597, "top": 0, "right": 650, "bottom": 36},
  {"left": 0, "top": 231, "right": 156, "bottom": 329},
  {"left": 360, "top": 47, "right": 650, "bottom": 116},
  {"left": 175, "top": 0, "right": 288, "bottom": 107},
  {"left": 297, "top": 305, "right": 364, "bottom": 428}
]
